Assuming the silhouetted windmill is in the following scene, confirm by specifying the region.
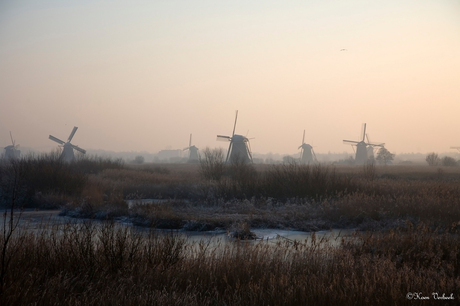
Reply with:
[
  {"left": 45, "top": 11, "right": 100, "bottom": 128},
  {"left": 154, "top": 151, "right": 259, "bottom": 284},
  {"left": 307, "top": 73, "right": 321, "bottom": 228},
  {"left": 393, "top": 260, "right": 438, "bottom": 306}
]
[
  {"left": 343, "top": 124, "right": 384, "bottom": 165},
  {"left": 298, "top": 130, "right": 316, "bottom": 164},
  {"left": 217, "top": 110, "right": 253, "bottom": 163},
  {"left": 49, "top": 126, "right": 86, "bottom": 162},
  {"left": 183, "top": 134, "right": 199, "bottom": 163},
  {"left": 4, "top": 132, "right": 21, "bottom": 159}
]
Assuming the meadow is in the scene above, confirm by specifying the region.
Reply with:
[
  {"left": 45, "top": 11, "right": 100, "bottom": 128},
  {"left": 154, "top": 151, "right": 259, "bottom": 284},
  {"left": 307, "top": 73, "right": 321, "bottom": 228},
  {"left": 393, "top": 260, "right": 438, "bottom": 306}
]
[{"left": 0, "top": 152, "right": 459, "bottom": 304}]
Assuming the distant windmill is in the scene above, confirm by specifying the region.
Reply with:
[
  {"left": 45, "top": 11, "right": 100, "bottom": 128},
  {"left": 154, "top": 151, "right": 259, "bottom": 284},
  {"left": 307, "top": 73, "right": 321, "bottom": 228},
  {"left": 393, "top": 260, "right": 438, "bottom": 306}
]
[
  {"left": 217, "top": 110, "right": 253, "bottom": 163},
  {"left": 366, "top": 134, "right": 377, "bottom": 162},
  {"left": 298, "top": 130, "right": 316, "bottom": 164},
  {"left": 49, "top": 126, "right": 86, "bottom": 162},
  {"left": 343, "top": 124, "right": 384, "bottom": 165},
  {"left": 4, "top": 132, "right": 21, "bottom": 159},
  {"left": 183, "top": 134, "right": 199, "bottom": 163}
]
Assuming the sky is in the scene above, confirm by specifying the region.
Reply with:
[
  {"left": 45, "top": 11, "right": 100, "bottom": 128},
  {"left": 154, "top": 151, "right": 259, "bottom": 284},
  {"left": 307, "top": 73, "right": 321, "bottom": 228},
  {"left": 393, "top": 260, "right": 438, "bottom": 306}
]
[{"left": 1, "top": 0, "right": 460, "bottom": 156}]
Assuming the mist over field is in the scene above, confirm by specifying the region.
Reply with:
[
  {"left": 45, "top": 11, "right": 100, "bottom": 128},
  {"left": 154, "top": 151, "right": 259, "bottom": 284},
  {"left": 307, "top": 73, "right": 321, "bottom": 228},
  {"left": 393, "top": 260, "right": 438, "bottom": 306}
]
[{"left": 1, "top": 0, "right": 460, "bottom": 159}]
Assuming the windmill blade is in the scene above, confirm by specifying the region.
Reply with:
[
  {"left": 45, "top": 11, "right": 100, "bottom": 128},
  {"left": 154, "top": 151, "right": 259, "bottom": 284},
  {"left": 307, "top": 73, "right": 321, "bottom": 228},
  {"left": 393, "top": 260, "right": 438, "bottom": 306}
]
[
  {"left": 302, "top": 130, "right": 305, "bottom": 145},
  {"left": 183, "top": 147, "right": 190, "bottom": 151},
  {"left": 49, "top": 135, "right": 65, "bottom": 145},
  {"left": 312, "top": 147, "right": 317, "bottom": 162},
  {"left": 217, "top": 135, "right": 231, "bottom": 141},
  {"left": 68, "top": 126, "right": 78, "bottom": 142},
  {"left": 369, "top": 142, "right": 385, "bottom": 147},
  {"left": 232, "top": 110, "right": 238, "bottom": 137},
  {"left": 71, "top": 144, "right": 86, "bottom": 154},
  {"left": 10, "top": 131, "right": 15, "bottom": 146},
  {"left": 361, "top": 123, "right": 366, "bottom": 142},
  {"left": 247, "top": 140, "right": 253, "bottom": 162},
  {"left": 226, "top": 142, "right": 233, "bottom": 162},
  {"left": 189, "top": 134, "right": 192, "bottom": 147},
  {"left": 343, "top": 140, "right": 359, "bottom": 144}
]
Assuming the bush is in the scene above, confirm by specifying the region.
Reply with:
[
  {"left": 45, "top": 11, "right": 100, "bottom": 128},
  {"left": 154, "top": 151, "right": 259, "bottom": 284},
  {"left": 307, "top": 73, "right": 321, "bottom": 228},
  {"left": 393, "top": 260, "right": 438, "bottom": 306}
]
[
  {"left": 0, "top": 154, "right": 125, "bottom": 208},
  {"left": 199, "top": 148, "right": 225, "bottom": 181},
  {"left": 441, "top": 156, "right": 457, "bottom": 167},
  {"left": 426, "top": 152, "right": 439, "bottom": 166}
]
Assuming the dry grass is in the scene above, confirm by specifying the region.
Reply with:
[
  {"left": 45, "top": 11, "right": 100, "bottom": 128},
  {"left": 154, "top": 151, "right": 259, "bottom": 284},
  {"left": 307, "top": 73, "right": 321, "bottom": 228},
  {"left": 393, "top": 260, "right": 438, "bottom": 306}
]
[
  {"left": 2, "top": 156, "right": 460, "bottom": 304},
  {"left": 2, "top": 155, "right": 460, "bottom": 232},
  {"left": 29, "top": 159, "right": 456, "bottom": 232},
  {"left": 0, "top": 220, "right": 458, "bottom": 305}
]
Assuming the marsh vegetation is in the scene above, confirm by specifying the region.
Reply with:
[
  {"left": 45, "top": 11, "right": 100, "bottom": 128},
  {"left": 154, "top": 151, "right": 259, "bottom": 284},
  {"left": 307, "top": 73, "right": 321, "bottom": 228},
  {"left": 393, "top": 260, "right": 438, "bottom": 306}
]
[{"left": 0, "top": 153, "right": 459, "bottom": 304}]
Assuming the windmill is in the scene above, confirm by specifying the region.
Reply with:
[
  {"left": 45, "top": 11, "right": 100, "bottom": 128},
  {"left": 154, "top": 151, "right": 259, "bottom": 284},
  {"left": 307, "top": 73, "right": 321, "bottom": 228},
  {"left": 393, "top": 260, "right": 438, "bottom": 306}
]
[
  {"left": 183, "top": 134, "right": 199, "bottom": 163},
  {"left": 217, "top": 110, "right": 253, "bottom": 164},
  {"left": 49, "top": 126, "right": 86, "bottom": 162},
  {"left": 343, "top": 124, "right": 384, "bottom": 165},
  {"left": 4, "top": 132, "right": 21, "bottom": 159},
  {"left": 298, "top": 130, "right": 316, "bottom": 164},
  {"left": 365, "top": 134, "right": 379, "bottom": 162}
]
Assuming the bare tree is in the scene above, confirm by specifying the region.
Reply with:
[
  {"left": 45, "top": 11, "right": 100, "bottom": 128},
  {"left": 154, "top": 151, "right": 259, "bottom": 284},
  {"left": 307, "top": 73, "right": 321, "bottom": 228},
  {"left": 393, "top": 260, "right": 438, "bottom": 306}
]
[
  {"left": 133, "top": 155, "right": 145, "bottom": 164},
  {"left": 376, "top": 147, "right": 395, "bottom": 165},
  {"left": 426, "top": 153, "right": 440, "bottom": 166},
  {"left": 199, "top": 148, "right": 225, "bottom": 181},
  {"left": 441, "top": 156, "right": 457, "bottom": 167},
  {"left": 0, "top": 159, "right": 26, "bottom": 296}
]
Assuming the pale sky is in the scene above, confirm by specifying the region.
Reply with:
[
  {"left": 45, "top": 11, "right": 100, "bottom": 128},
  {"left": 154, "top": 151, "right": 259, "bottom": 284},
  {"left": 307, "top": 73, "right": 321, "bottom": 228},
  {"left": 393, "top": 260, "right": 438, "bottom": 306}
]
[{"left": 1, "top": 0, "right": 460, "bottom": 156}]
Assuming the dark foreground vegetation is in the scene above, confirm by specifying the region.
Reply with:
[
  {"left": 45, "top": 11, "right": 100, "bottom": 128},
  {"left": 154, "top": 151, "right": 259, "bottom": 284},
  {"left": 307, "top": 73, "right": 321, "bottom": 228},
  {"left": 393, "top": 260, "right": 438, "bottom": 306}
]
[
  {"left": 1, "top": 152, "right": 460, "bottom": 304},
  {"left": 0, "top": 221, "right": 458, "bottom": 305}
]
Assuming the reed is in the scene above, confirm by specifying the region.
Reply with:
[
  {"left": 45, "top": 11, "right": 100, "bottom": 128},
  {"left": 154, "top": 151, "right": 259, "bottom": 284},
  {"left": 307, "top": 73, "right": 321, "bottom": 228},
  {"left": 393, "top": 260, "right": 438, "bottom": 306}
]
[{"left": 0, "top": 220, "right": 458, "bottom": 305}]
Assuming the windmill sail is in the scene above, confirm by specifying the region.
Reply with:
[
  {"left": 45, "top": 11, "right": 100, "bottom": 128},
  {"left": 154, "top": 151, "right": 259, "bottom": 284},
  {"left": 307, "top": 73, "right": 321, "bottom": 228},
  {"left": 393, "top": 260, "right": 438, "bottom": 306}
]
[
  {"left": 343, "top": 123, "right": 384, "bottom": 165},
  {"left": 217, "top": 111, "right": 253, "bottom": 163},
  {"left": 298, "top": 130, "right": 316, "bottom": 164},
  {"left": 49, "top": 126, "right": 86, "bottom": 162}
]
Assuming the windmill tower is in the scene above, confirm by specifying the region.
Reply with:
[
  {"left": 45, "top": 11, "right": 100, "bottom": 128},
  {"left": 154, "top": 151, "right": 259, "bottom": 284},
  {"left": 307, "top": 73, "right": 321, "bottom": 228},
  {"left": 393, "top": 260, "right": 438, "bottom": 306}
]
[
  {"left": 4, "top": 132, "right": 21, "bottom": 159},
  {"left": 343, "top": 124, "right": 384, "bottom": 165},
  {"left": 183, "top": 134, "right": 199, "bottom": 163},
  {"left": 298, "top": 130, "right": 316, "bottom": 164},
  {"left": 366, "top": 134, "right": 376, "bottom": 162},
  {"left": 217, "top": 110, "right": 253, "bottom": 164},
  {"left": 49, "top": 126, "right": 86, "bottom": 162}
]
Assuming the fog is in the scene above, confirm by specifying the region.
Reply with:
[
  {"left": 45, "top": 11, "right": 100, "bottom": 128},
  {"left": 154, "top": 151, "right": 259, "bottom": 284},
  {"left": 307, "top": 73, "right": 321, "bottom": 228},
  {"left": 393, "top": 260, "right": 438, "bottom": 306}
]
[{"left": 1, "top": 0, "right": 460, "bottom": 158}]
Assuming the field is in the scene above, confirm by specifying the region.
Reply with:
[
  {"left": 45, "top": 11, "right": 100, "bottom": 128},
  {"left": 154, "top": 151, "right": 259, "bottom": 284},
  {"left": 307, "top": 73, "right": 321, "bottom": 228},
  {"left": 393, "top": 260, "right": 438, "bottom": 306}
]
[{"left": 0, "top": 154, "right": 459, "bottom": 304}]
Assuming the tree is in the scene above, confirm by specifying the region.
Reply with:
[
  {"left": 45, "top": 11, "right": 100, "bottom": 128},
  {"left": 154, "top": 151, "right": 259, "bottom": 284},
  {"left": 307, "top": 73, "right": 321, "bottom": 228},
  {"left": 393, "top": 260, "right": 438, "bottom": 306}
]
[
  {"left": 376, "top": 147, "right": 395, "bottom": 165},
  {"left": 199, "top": 148, "right": 225, "bottom": 181},
  {"left": 441, "top": 156, "right": 457, "bottom": 167},
  {"left": 426, "top": 153, "right": 439, "bottom": 166},
  {"left": 133, "top": 156, "right": 144, "bottom": 164}
]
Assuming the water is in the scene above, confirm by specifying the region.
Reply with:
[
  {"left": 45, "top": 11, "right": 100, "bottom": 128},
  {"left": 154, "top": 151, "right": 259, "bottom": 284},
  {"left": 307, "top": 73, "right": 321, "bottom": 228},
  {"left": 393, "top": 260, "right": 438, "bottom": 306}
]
[{"left": 2, "top": 210, "right": 353, "bottom": 248}]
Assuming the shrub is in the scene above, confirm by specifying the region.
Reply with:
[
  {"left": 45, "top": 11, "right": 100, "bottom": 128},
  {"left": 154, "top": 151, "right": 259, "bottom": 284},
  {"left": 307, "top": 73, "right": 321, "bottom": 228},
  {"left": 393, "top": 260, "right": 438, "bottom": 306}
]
[
  {"left": 426, "top": 152, "right": 439, "bottom": 166},
  {"left": 199, "top": 148, "right": 225, "bottom": 181},
  {"left": 441, "top": 156, "right": 457, "bottom": 167}
]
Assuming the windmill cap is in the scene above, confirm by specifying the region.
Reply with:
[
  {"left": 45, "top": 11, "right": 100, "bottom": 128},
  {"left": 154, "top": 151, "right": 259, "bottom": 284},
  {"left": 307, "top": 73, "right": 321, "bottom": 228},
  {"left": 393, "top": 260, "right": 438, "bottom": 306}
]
[{"left": 232, "top": 134, "right": 248, "bottom": 142}]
